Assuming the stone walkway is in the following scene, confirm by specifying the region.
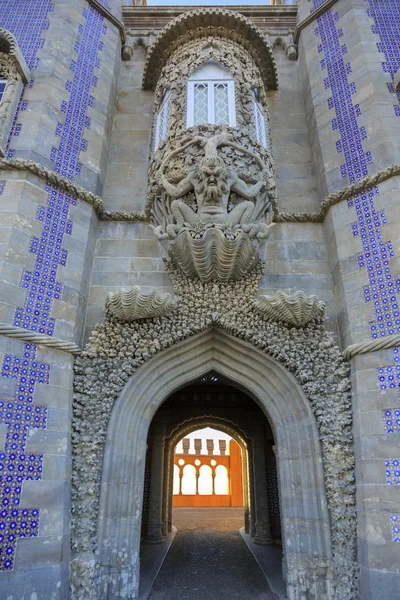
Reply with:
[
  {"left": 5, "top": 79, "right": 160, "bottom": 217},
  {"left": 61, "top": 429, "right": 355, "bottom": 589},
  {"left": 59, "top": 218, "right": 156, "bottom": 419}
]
[{"left": 148, "top": 507, "right": 274, "bottom": 600}]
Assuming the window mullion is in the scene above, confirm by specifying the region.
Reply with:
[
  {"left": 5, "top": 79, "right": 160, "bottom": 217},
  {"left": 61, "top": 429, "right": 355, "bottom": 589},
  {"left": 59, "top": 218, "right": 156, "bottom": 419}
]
[
  {"left": 228, "top": 81, "right": 236, "bottom": 127},
  {"left": 187, "top": 82, "right": 194, "bottom": 128},
  {"left": 208, "top": 80, "right": 215, "bottom": 124}
]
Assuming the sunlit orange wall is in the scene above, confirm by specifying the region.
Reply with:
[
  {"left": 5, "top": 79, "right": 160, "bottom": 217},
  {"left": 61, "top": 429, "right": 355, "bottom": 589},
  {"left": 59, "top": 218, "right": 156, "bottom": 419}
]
[{"left": 173, "top": 440, "right": 243, "bottom": 507}]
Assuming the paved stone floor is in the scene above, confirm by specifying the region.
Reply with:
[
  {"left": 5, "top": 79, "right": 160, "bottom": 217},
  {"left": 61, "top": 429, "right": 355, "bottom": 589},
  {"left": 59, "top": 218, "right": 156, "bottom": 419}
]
[{"left": 148, "top": 507, "right": 274, "bottom": 600}]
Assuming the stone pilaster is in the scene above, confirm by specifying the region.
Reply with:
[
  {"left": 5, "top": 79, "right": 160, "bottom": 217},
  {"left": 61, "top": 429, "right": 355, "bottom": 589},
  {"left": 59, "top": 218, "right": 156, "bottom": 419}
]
[
  {"left": 145, "top": 421, "right": 166, "bottom": 544},
  {"left": 252, "top": 434, "right": 273, "bottom": 545}
]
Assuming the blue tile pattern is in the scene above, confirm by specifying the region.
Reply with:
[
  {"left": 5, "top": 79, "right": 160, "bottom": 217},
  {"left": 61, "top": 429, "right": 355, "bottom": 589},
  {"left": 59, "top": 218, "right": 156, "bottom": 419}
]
[
  {"left": 12, "top": 5, "right": 105, "bottom": 336},
  {"left": 391, "top": 514, "right": 400, "bottom": 542},
  {"left": 315, "top": 6, "right": 400, "bottom": 544},
  {"left": 378, "top": 349, "right": 400, "bottom": 390},
  {"left": 0, "top": 1, "right": 105, "bottom": 572},
  {"left": 308, "top": 0, "right": 330, "bottom": 14},
  {"left": 0, "top": 0, "right": 52, "bottom": 70},
  {"left": 367, "top": 0, "right": 400, "bottom": 117},
  {"left": 316, "top": 10, "right": 370, "bottom": 184},
  {"left": 0, "top": 344, "right": 48, "bottom": 570},
  {"left": 385, "top": 459, "right": 400, "bottom": 485},
  {"left": 382, "top": 408, "right": 400, "bottom": 434},
  {"left": 0, "top": 0, "right": 52, "bottom": 153}
]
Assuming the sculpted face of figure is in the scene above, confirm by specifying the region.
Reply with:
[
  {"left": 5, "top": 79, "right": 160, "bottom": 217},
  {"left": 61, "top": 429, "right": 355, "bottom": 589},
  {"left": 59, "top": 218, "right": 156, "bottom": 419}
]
[{"left": 198, "top": 156, "right": 228, "bottom": 211}]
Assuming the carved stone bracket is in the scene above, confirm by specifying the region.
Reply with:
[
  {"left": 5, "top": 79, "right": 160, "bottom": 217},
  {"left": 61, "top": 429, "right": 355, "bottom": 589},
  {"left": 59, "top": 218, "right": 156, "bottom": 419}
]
[
  {"left": 254, "top": 291, "right": 325, "bottom": 326},
  {"left": 105, "top": 286, "right": 176, "bottom": 321}
]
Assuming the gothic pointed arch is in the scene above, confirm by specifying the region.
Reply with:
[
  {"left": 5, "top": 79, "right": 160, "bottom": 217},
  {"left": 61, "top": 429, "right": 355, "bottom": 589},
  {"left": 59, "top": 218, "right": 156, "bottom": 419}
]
[{"left": 96, "top": 328, "right": 332, "bottom": 599}]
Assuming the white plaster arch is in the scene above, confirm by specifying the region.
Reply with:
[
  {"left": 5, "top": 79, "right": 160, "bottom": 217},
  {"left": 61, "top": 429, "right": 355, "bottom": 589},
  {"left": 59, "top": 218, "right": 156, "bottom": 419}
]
[{"left": 96, "top": 327, "right": 332, "bottom": 599}]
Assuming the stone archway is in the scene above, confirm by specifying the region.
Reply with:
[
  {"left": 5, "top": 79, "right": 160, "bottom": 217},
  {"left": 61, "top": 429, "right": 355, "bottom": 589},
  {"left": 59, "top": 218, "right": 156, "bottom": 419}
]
[{"left": 95, "top": 327, "right": 333, "bottom": 600}]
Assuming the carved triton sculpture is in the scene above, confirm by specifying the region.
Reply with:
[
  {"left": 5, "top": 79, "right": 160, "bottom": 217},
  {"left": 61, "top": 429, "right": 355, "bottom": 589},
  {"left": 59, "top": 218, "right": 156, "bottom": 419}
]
[
  {"left": 151, "top": 132, "right": 275, "bottom": 242},
  {"left": 149, "top": 131, "right": 276, "bottom": 282}
]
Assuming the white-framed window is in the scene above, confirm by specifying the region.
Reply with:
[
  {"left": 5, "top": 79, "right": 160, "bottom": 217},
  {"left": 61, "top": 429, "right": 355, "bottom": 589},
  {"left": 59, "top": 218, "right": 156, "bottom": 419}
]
[
  {"left": 253, "top": 91, "right": 267, "bottom": 148},
  {"left": 154, "top": 89, "right": 172, "bottom": 151},
  {"left": 0, "top": 79, "right": 6, "bottom": 103},
  {"left": 187, "top": 61, "right": 236, "bottom": 128}
]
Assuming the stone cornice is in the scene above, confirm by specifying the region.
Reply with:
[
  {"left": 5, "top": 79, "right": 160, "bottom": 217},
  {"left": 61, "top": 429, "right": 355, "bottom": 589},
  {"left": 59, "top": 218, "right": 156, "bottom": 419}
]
[
  {"left": 87, "top": 0, "right": 127, "bottom": 45},
  {"left": 123, "top": 5, "right": 297, "bottom": 33},
  {"left": 294, "top": 0, "right": 339, "bottom": 44},
  {"left": 141, "top": 8, "right": 278, "bottom": 91}
]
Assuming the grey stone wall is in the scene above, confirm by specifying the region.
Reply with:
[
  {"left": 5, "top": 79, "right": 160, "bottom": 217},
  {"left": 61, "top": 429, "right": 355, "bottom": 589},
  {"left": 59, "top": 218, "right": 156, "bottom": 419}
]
[
  {"left": 298, "top": 0, "right": 400, "bottom": 597},
  {"left": 0, "top": 0, "right": 123, "bottom": 597},
  {"left": 102, "top": 46, "right": 153, "bottom": 213}
]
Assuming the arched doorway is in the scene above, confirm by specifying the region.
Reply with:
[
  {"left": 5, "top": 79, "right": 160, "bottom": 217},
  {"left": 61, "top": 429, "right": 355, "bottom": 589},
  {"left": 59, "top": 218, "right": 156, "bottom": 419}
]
[
  {"left": 95, "top": 328, "right": 332, "bottom": 600},
  {"left": 139, "top": 378, "right": 283, "bottom": 598}
]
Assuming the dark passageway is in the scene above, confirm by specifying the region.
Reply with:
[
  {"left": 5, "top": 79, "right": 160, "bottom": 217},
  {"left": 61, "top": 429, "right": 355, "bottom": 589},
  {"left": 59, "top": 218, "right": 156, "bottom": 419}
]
[{"left": 148, "top": 508, "right": 274, "bottom": 600}]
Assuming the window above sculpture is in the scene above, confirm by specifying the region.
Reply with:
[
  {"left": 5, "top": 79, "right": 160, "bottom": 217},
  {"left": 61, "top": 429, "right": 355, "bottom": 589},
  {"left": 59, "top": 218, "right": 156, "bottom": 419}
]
[{"left": 187, "top": 61, "right": 236, "bottom": 128}]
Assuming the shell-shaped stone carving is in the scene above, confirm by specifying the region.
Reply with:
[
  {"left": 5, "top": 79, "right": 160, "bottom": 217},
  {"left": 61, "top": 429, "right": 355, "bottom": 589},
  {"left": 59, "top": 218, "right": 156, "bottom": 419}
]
[
  {"left": 254, "top": 291, "right": 325, "bottom": 326},
  {"left": 106, "top": 286, "right": 175, "bottom": 322},
  {"left": 169, "top": 227, "right": 259, "bottom": 282}
]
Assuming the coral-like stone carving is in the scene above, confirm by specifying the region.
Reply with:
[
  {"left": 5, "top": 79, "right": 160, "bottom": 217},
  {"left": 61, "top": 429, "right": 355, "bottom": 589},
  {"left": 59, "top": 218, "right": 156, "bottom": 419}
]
[
  {"left": 169, "top": 226, "right": 259, "bottom": 282},
  {"left": 105, "top": 286, "right": 175, "bottom": 321},
  {"left": 71, "top": 263, "right": 357, "bottom": 600},
  {"left": 150, "top": 131, "right": 275, "bottom": 281},
  {"left": 254, "top": 291, "right": 325, "bottom": 326}
]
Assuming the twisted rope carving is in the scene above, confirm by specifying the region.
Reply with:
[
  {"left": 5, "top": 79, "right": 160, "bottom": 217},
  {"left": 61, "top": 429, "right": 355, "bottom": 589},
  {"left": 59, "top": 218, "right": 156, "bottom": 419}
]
[
  {"left": 1, "top": 158, "right": 399, "bottom": 225},
  {"left": 0, "top": 323, "right": 82, "bottom": 354},
  {"left": 0, "top": 158, "right": 148, "bottom": 222},
  {"left": 275, "top": 164, "right": 400, "bottom": 223},
  {"left": 343, "top": 334, "right": 400, "bottom": 361}
]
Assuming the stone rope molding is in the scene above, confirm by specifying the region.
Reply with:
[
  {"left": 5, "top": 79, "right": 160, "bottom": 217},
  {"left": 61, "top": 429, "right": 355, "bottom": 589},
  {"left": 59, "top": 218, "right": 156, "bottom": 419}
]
[
  {"left": 0, "top": 158, "right": 148, "bottom": 222},
  {"left": 0, "top": 323, "right": 82, "bottom": 354},
  {"left": 274, "top": 163, "right": 400, "bottom": 223},
  {"left": 1, "top": 157, "right": 399, "bottom": 225},
  {"left": 343, "top": 334, "right": 400, "bottom": 361}
]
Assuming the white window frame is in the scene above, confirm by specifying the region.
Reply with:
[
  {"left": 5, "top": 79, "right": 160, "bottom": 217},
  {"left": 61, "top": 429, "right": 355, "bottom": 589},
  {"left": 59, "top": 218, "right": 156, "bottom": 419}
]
[
  {"left": 0, "top": 79, "right": 6, "bottom": 104},
  {"left": 187, "top": 80, "right": 236, "bottom": 128},
  {"left": 253, "top": 94, "right": 267, "bottom": 148},
  {"left": 154, "top": 89, "right": 172, "bottom": 151}
]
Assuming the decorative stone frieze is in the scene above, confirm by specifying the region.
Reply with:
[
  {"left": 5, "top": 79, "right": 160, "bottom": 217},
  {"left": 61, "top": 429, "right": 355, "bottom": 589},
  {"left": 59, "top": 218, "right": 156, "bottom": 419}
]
[
  {"left": 254, "top": 291, "right": 325, "bottom": 327},
  {"left": 142, "top": 8, "right": 278, "bottom": 92},
  {"left": 0, "top": 28, "right": 30, "bottom": 157},
  {"left": 71, "top": 262, "right": 358, "bottom": 600},
  {"left": 149, "top": 130, "right": 276, "bottom": 281},
  {"left": 105, "top": 286, "right": 175, "bottom": 321}
]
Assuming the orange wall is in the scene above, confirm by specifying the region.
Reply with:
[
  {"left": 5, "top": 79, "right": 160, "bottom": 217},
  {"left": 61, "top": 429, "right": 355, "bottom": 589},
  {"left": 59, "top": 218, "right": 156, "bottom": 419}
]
[{"left": 173, "top": 440, "right": 243, "bottom": 507}]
